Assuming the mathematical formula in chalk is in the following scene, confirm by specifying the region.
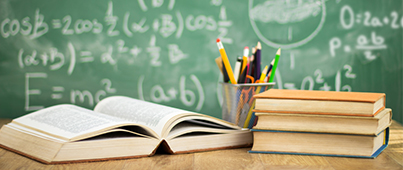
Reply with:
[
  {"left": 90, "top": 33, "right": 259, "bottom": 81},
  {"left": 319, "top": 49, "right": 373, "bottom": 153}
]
[
  {"left": 0, "top": 1, "right": 233, "bottom": 42},
  {"left": 278, "top": 64, "right": 356, "bottom": 92},
  {"left": 340, "top": 5, "right": 403, "bottom": 29},
  {"left": 25, "top": 73, "right": 117, "bottom": 111},
  {"left": 1, "top": 0, "right": 234, "bottom": 114},
  {"left": 1, "top": 0, "right": 401, "bottom": 119},
  {"left": 138, "top": 75, "right": 204, "bottom": 111},
  {"left": 329, "top": 31, "right": 386, "bottom": 61},
  {"left": 25, "top": 72, "right": 205, "bottom": 112}
]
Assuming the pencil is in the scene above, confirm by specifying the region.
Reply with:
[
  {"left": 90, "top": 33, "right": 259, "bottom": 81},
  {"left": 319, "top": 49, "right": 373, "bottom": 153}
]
[
  {"left": 266, "top": 59, "right": 275, "bottom": 75},
  {"left": 243, "top": 102, "right": 256, "bottom": 128},
  {"left": 269, "top": 48, "right": 281, "bottom": 83},
  {"left": 215, "top": 57, "right": 223, "bottom": 74},
  {"left": 216, "top": 38, "right": 237, "bottom": 84},
  {"left": 257, "top": 65, "right": 268, "bottom": 84},
  {"left": 238, "top": 68, "right": 247, "bottom": 84},
  {"left": 247, "top": 47, "right": 256, "bottom": 83},
  {"left": 238, "top": 48, "right": 248, "bottom": 84},
  {"left": 264, "top": 59, "right": 275, "bottom": 82},
  {"left": 241, "top": 47, "right": 249, "bottom": 73},
  {"left": 255, "top": 42, "right": 262, "bottom": 80},
  {"left": 222, "top": 60, "right": 229, "bottom": 83},
  {"left": 244, "top": 62, "right": 250, "bottom": 83},
  {"left": 243, "top": 65, "right": 268, "bottom": 128},
  {"left": 234, "top": 57, "right": 242, "bottom": 83}
]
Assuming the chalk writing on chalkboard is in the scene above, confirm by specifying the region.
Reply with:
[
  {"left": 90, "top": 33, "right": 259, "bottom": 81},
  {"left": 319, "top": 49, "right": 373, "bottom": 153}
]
[
  {"left": 248, "top": 0, "right": 326, "bottom": 48},
  {"left": 25, "top": 72, "right": 117, "bottom": 111},
  {"left": 331, "top": 5, "right": 390, "bottom": 62},
  {"left": 1, "top": 0, "right": 228, "bottom": 115},
  {"left": 0, "top": 0, "right": 402, "bottom": 125}
]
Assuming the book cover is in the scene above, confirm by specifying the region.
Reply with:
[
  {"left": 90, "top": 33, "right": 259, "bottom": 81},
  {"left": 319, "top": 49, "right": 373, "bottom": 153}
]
[
  {"left": 249, "top": 128, "right": 389, "bottom": 158},
  {"left": 253, "top": 89, "right": 386, "bottom": 117},
  {"left": 252, "top": 108, "right": 392, "bottom": 135}
]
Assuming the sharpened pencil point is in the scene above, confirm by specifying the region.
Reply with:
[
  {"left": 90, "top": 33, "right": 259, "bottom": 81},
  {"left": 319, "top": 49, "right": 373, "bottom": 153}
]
[
  {"left": 216, "top": 38, "right": 220, "bottom": 43},
  {"left": 257, "top": 42, "right": 262, "bottom": 50},
  {"left": 262, "top": 65, "right": 268, "bottom": 74},
  {"left": 276, "top": 48, "right": 281, "bottom": 55}
]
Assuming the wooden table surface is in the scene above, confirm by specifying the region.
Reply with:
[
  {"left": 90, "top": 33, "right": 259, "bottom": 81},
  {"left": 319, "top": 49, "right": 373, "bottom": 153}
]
[{"left": 0, "top": 118, "right": 402, "bottom": 170}]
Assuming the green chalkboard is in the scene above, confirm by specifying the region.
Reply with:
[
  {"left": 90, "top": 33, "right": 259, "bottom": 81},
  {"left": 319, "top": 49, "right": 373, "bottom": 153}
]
[{"left": 0, "top": 0, "right": 402, "bottom": 124}]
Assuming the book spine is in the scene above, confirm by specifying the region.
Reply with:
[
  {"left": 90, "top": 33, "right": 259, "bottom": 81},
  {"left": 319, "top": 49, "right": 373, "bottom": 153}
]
[
  {"left": 252, "top": 109, "right": 377, "bottom": 117},
  {"left": 249, "top": 128, "right": 390, "bottom": 158}
]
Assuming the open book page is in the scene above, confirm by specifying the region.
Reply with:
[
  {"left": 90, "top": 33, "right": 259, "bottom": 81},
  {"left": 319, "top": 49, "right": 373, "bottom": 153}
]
[
  {"left": 160, "top": 115, "right": 242, "bottom": 138},
  {"left": 6, "top": 123, "right": 67, "bottom": 143},
  {"left": 166, "top": 121, "right": 240, "bottom": 140},
  {"left": 94, "top": 96, "right": 196, "bottom": 137},
  {"left": 12, "top": 104, "right": 136, "bottom": 141}
]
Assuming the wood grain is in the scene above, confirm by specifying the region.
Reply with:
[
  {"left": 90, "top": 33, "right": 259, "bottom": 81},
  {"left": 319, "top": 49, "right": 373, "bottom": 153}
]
[
  {"left": 52, "top": 160, "right": 126, "bottom": 170},
  {"left": 325, "top": 153, "right": 403, "bottom": 170},
  {"left": 0, "top": 119, "right": 402, "bottom": 170},
  {"left": 194, "top": 148, "right": 264, "bottom": 170},
  {"left": 0, "top": 149, "right": 53, "bottom": 170},
  {"left": 126, "top": 153, "right": 194, "bottom": 170}
]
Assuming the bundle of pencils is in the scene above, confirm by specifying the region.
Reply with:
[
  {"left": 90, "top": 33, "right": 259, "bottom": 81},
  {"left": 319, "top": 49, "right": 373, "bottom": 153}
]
[
  {"left": 215, "top": 38, "right": 281, "bottom": 85},
  {"left": 216, "top": 38, "right": 281, "bottom": 129}
]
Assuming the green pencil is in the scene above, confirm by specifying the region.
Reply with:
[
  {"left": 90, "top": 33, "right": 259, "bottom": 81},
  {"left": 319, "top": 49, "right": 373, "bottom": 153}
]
[{"left": 268, "top": 48, "right": 281, "bottom": 83}]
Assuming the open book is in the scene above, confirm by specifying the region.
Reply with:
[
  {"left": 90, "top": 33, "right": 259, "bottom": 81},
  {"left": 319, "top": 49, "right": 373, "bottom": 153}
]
[{"left": 0, "top": 96, "right": 252, "bottom": 164}]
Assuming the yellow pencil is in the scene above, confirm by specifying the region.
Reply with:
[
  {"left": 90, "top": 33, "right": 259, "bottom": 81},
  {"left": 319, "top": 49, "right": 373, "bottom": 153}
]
[
  {"left": 243, "top": 102, "right": 256, "bottom": 128},
  {"left": 216, "top": 38, "right": 237, "bottom": 84},
  {"left": 243, "top": 65, "right": 268, "bottom": 128},
  {"left": 257, "top": 65, "right": 268, "bottom": 84}
]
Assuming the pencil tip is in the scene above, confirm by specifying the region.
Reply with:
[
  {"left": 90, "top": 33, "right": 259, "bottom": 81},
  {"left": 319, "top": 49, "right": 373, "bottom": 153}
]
[
  {"left": 244, "top": 46, "right": 249, "bottom": 50},
  {"left": 216, "top": 38, "right": 220, "bottom": 43},
  {"left": 276, "top": 48, "right": 281, "bottom": 55},
  {"left": 257, "top": 42, "right": 262, "bottom": 49}
]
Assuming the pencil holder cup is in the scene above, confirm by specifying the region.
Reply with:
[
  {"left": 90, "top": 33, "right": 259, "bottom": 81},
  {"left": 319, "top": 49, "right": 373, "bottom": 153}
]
[{"left": 221, "top": 82, "right": 275, "bottom": 129}]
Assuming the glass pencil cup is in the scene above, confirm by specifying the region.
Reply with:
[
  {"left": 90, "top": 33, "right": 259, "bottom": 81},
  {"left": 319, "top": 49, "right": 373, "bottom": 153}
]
[{"left": 221, "top": 82, "right": 275, "bottom": 129}]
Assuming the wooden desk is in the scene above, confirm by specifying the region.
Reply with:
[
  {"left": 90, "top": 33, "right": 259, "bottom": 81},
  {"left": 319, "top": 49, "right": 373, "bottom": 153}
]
[{"left": 0, "top": 119, "right": 402, "bottom": 170}]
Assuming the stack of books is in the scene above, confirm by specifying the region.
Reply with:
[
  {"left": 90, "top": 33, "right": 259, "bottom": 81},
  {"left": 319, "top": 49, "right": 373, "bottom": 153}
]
[{"left": 249, "top": 89, "right": 392, "bottom": 158}]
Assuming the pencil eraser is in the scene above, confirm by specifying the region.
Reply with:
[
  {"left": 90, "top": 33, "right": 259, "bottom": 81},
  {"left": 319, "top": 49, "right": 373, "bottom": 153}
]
[{"left": 216, "top": 38, "right": 221, "bottom": 43}]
